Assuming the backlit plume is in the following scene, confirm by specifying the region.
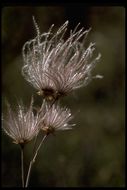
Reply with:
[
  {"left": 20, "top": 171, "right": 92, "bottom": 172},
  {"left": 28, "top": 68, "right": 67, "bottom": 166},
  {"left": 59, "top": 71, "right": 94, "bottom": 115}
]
[{"left": 22, "top": 18, "right": 101, "bottom": 101}]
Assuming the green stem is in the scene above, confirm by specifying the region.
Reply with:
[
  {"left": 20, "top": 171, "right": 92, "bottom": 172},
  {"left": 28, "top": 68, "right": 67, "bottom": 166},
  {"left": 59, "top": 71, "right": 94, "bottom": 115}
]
[{"left": 25, "top": 135, "right": 47, "bottom": 187}]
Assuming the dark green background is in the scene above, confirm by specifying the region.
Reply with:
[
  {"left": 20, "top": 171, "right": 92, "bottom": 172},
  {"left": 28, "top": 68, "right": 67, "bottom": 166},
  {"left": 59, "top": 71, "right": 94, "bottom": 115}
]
[{"left": 2, "top": 6, "right": 125, "bottom": 187}]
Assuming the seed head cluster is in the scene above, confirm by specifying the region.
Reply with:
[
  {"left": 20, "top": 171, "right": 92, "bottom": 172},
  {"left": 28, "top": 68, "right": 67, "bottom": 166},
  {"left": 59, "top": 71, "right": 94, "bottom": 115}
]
[{"left": 3, "top": 18, "right": 102, "bottom": 145}]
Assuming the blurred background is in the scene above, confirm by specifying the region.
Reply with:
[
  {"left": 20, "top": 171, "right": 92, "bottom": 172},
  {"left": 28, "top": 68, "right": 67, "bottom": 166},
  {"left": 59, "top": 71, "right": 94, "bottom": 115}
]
[{"left": 2, "top": 6, "right": 125, "bottom": 187}]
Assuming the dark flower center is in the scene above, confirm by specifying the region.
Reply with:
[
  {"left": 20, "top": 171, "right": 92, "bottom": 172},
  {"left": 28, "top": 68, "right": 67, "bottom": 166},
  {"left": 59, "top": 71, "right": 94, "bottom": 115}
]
[
  {"left": 42, "top": 125, "right": 55, "bottom": 135},
  {"left": 14, "top": 139, "right": 27, "bottom": 146},
  {"left": 37, "top": 88, "right": 66, "bottom": 101}
]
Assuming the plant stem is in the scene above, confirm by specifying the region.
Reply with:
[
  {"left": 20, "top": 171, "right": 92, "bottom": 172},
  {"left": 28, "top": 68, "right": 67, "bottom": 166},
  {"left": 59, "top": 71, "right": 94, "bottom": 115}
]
[
  {"left": 21, "top": 145, "right": 25, "bottom": 187},
  {"left": 32, "top": 134, "right": 38, "bottom": 156},
  {"left": 25, "top": 134, "right": 47, "bottom": 187}
]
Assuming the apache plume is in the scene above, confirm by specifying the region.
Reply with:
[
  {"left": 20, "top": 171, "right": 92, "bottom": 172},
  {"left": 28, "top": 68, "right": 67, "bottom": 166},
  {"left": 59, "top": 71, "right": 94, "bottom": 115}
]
[
  {"left": 2, "top": 98, "right": 40, "bottom": 145},
  {"left": 22, "top": 18, "right": 101, "bottom": 101},
  {"left": 39, "top": 102, "right": 75, "bottom": 135}
]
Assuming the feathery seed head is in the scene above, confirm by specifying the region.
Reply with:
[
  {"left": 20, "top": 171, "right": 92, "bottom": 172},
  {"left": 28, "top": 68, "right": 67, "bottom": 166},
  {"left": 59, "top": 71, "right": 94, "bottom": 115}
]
[
  {"left": 22, "top": 18, "right": 102, "bottom": 101},
  {"left": 39, "top": 102, "right": 75, "bottom": 135},
  {"left": 2, "top": 98, "right": 40, "bottom": 145}
]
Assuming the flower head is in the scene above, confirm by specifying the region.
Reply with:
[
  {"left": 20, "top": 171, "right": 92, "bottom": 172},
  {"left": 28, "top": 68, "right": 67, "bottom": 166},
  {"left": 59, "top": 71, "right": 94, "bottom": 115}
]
[
  {"left": 39, "top": 102, "right": 75, "bottom": 135},
  {"left": 2, "top": 98, "right": 40, "bottom": 145},
  {"left": 22, "top": 18, "right": 101, "bottom": 101}
]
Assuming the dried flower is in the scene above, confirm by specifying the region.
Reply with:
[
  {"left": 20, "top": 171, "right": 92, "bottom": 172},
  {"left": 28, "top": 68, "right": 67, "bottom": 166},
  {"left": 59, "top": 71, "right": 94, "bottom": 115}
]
[
  {"left": 2, "top": 98, "right": 40, "bottom": 145},
  {"left": 22, "top": 18, "right": 101, "bottom": 101},
  {"left": 39, "top": 102, "right": 75, "bottom": 135}
]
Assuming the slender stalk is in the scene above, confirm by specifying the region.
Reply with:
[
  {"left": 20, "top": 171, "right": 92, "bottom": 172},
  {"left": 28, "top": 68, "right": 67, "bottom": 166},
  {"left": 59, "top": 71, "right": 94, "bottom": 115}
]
[
  {"left": 25, "top": 134, "right": 47, "bottom": 187},
  {"left": 32, "top": 134, "right": 38, "bottom": 156},
  {"left": 20, "top": 145, "right": 25, "bottom": 187}
]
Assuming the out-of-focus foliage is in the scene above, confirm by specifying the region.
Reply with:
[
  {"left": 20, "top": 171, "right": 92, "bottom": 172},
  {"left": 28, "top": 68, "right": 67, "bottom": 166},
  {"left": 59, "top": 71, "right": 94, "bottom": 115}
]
[{"left": 2, "top": 6, "right": 125, "bottom": 187}]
